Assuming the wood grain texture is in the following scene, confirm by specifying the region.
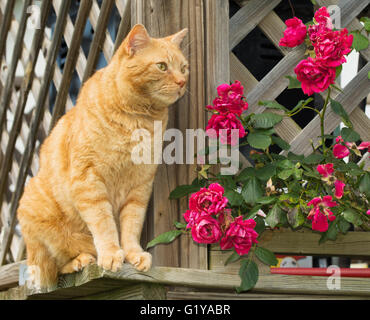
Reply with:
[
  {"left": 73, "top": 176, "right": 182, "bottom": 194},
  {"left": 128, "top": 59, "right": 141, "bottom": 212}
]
[
  {"left": 229, "top": 0, "right": 281, "bottom": 50},
  {"left": 0, "top": 261, "right": 21, "bottom": 291},
  {"left": 1, "top": 262, "right": 370, "bottom": 299},
  {"left": 211, "top": 229, "right": 370, "bottom": 258}
]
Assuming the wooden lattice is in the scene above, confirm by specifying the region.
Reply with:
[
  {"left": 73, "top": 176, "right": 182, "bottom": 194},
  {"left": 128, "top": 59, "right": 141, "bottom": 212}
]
[{"left": 0, "top": 0, "right": 131, "bottom": 266}]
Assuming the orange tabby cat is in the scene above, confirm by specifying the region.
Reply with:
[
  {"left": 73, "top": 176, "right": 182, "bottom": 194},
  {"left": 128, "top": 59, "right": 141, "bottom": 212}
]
[{"left": 17, "top": 24, "right": 188, "bottom": 289}]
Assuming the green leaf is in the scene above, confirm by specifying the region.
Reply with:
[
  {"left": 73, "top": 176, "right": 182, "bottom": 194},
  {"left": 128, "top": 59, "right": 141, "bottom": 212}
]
[
  {"left": 335, "top": 65, "right": 343, "bottom": 79},
  {"left": 146, "top": 230, "right": 183, "bottom": 249},
  {"left": 224, "top": 251, "right": 241, "bottom": 266},
  {"left": 285, "top": 75, "right": 301, "bottom": 89},
  {"left": 341, "top": 127, "right": 360, "bottom": 142},
  {"left": 277, "top": 159, "right": 294, "bottom": 169},
  {"left": 310, "top": 0, "right": 317, "bottom": 5},
  {"left": 288, "top": 152, "right": 305, "bottom": 162},
  {"left": 255, "top": 163, "right": 276, "bottom": 181},
  {"left": 359, "top": 172, "right": 370, "bottom": 197},
  {"left": 266, "top": 204, "right": 282, "bottom": 228},
  {"left": 251, "top": 113, "right": 283, "bottom": 129},
  {"left": 237, "top": 167, "right": 256, "bottom": 182},
  {"left": 256, "top": 196, "right": 276, "bottom": 204},
  {"left": 255, "top": 216, "right": 266, "bottom": 235},
  {"left": 337, "top": 216, "right": 351, "bottom": 234},
  {"left": 361, "top": 17, "right": 370, "bottom": 32},
  {"left": 255, "top": 247, "right": 278, "bottom": 266},
  {"left": 330, "top": 99, "right": 352, "bottom": 128},
  {"left": 224, "top": 189, "right": 244, "bottom": 207},
  {"left": 174, "top": 221, "right": 187, "bottom": 229},
  {"left": 242, "top": 177, "right": 263, "bottom": 205},
  {"left": 343, "top": 209, "right": 363, "bottom": 227},
  {"left": 247, "top": 132, "right": 272, "bottom": 150},
  {"left": 278, "top": 169, "right": 293, "bottom": 180},
  {"left": 258, "top": 100, "right": 288, "bottom": 112},
  {"left": 169, "top": 184, "right": 201, "bottom": 199},
  {"left": 271, "top": 136, "right": 290, "bottom": 151},
  {"left": 368, "top": 70, "right": 370, "bottom": 80},
  {"left": 287, "top": 207, "right": 305, "bottom": 229},
  {"left": 326, "top": 221, "right": 339, "bottom": 241},
  {"left": 351, "top": 31, "right": 369, "bottom": 52},
  {"left": 290, "top": 98, "right": 314, "bottom": 114},
  {"left": 236, "top": 259, "right": 259, "bottom": 293},
  {"left": 304, "top": 154, "right": 325, "bottom": 164}
]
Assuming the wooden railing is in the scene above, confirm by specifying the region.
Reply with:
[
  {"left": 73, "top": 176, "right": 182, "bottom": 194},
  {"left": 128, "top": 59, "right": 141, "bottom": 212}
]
[{"left": 0, "top": 0, "right": 369, "bottom": 285}]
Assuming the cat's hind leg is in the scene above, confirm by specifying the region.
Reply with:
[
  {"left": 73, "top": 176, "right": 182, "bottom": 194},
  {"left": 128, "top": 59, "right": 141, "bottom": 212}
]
[
  {"left": 26, "top": 240, "right": 58, "bottom": 291},
  {"left": 60, "top": 253, "right": 96, "bottom": 274}
]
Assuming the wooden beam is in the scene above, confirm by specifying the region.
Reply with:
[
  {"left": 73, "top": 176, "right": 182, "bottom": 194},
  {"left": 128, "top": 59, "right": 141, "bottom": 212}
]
[
  {"left": 1, "top": 262, "right": 370, "bottom": 299},
  {"left": 211, "top": 229, "right": 370, "bottom": 258},
  {"left": 0, "top": 261, "right": 21, "bottom": 291}
]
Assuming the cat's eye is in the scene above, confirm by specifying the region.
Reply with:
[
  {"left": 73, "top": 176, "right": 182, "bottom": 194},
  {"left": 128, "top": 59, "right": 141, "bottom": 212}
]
[
  {"left": 181, "top": 65, "right": 188, "bottom": 74},
  {"left": 157, "top": 62, "right": 168, "bottom": 72}
]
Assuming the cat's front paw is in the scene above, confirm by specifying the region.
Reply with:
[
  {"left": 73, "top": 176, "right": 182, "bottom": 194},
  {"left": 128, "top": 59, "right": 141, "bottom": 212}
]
[
  {"left": 125, "top": 250, "right": 152, "bottom": 272},
  {"left": 98, "top": 247, "right": 125, "bottom": 272}
]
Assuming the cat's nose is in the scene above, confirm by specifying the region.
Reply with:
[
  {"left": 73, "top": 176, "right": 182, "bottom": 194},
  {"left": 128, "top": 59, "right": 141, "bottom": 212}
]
[{"left": 175, "top": 79, "right": 186, "bottom": 88}]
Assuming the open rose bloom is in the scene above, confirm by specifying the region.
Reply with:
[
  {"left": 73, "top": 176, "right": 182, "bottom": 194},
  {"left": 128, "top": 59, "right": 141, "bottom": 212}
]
[
  {"left": 280, "top": 7, "right": 353, "bottom": 96},
  {"left": 206, "top": 81, "right": 248, "bottom": 146},
  {"left": 184, "top": 183, "right": 258, "bottom": 254},
  {"left": 307, "top": 196, "right": 338, "bottom": 232}
]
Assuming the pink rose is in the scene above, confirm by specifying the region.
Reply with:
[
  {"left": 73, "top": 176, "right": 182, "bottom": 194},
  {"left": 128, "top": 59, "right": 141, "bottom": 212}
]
[
  {"left": 334, "top": 180, "right": 345, "bottom": 199},
  {"left": 333, "top": 144, "right": 350, "bottom": 159},
  {"left": 183, "top": 210, "right": 208, "bottom": 229},
  {"left": 220, "top": 216, "right": 258, "bottom": 255},
  {"left": 191, "top": 216, "right": 222, "bottom": 244},
  {"left": 314, "top": 29, "right": 353, "bottom": 67},
  {"left": 314, "top": 7, "right": 333, "bottom": 29},
  {"left": 367, "top": 210, "right": 370, "bottom": 216},
  {"left": 294, "top": 57, "right": 336, "bottom": 95},
  {"left": 189, "top": 183, "right": 228, "bottom": 215},
  {"left": 207, "top": 81, "right": 248, "bottom": 116},
  {"left": 317, "top": 163, "right": 334, "bottom": 178},
  {"left": 358, "top": 141, "right": 370, "bottom": 153},
  {"left": 308, "top": 24, "right": 330, "bottom": 45},
  {"left": 307, "top": 196, "right": 337, "bottom": 232},
  {"left": 206, "top": 113, "right": 246, "bottom": 145},
  {"left": 279, "top": 17, "right": 307, "bottom": 48}
]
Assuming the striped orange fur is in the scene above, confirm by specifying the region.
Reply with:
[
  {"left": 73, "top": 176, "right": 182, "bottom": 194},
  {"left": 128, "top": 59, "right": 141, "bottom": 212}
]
[{"left": 17, "top": 24, "right": 188, "bottom": 289}]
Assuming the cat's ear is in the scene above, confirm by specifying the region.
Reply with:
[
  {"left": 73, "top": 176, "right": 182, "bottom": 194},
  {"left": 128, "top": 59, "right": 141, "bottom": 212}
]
[
  {"left": 125, "top": 24, "right": 151, "bottom": 57},
  {"left": 166, "top": 28, "right": 188, "bottom": 47}
]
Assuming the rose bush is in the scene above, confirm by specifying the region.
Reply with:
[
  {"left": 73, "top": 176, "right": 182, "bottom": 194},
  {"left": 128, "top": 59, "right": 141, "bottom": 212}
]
[{"left": 148, "top": 7, "right": 370, "bottom": 293}]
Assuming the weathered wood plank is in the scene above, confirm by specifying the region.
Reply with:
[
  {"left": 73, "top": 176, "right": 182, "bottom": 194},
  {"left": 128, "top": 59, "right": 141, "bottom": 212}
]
[
  {"left": 177, "top": 0, "right": 207, "bottom": 269},
  {"left": 229, "top": 0, "right": 281, "bottom": 50},
  {"left": 350, "top": 107, "right": 370, "bottom": 142},
  {"left": 2, "top": 263, "right": 370, "bottom": 299},
  {"left": 167, "top": 290, "right": 370, "bottom": 300},
  {"left": 74, "top": 283, "right": 166, "bottom": 300},
  {"left": 0, "top": 261, "right": 21, "bottom": 291},
  {"left": 211, "top": 230, "right": 370, "bottom": 258}
]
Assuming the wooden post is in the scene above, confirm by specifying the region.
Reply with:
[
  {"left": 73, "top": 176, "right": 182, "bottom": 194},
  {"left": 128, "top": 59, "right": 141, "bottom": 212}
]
[{"left": 131, "top": 0, "right": 210, "bottom": 268}]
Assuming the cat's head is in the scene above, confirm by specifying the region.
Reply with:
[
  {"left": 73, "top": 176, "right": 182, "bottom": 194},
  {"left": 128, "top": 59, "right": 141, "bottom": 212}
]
[{"left": 114, "top": 24, "right": 189, "bottom": 109}]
